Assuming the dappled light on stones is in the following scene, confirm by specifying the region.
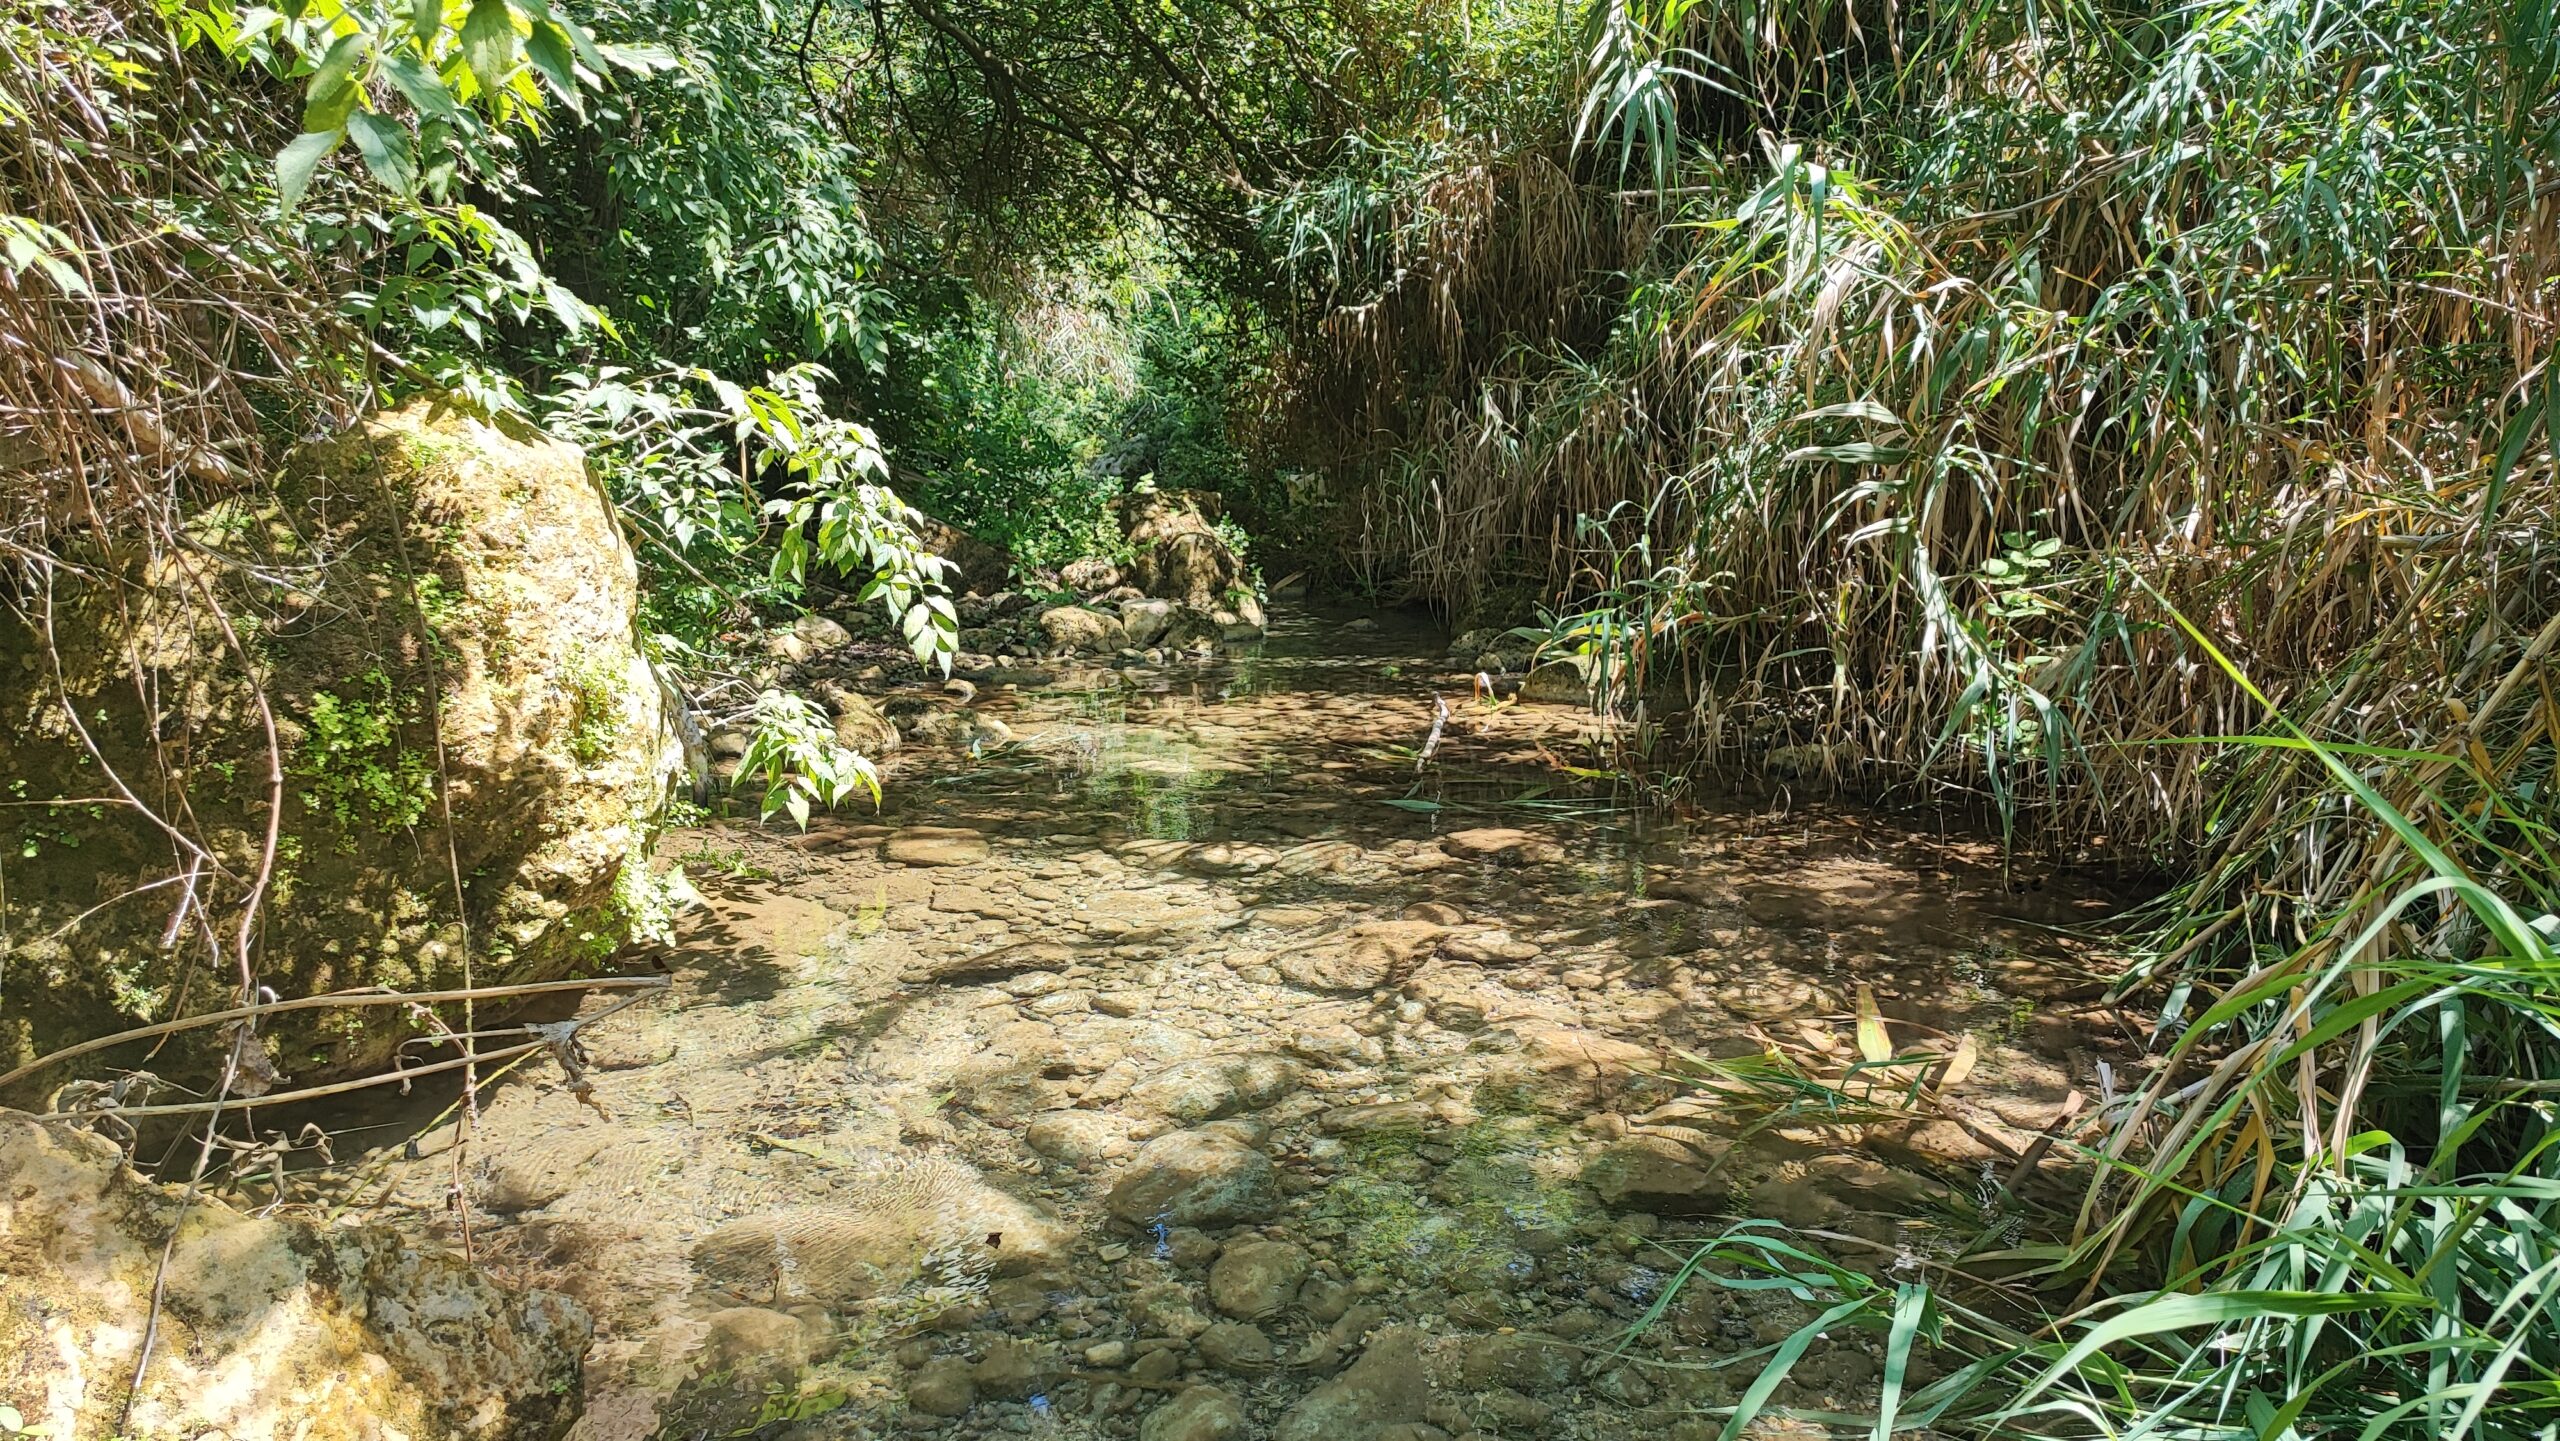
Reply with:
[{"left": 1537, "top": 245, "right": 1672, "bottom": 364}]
[{"left": 276, "top": 610, "right": 2126, "bottom": 1437}]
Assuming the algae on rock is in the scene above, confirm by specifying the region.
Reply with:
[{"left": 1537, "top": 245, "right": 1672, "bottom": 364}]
[{"left": 0, "top": 402, "right": 668, "bottom": 1084}]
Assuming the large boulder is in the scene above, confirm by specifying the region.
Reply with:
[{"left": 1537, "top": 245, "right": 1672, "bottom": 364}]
[
  {"left": 1038, "top": 605, "right": 1127, "bottom": 653},
  {"left": 0, "top": 1109, "right": 590, "bottom": 1440},
  {"left": 0, "top": 402, "right": 668, "bottom": 1086},
  {"left": 1120, "top": 490, "right": 1249, "bottom": 611}
]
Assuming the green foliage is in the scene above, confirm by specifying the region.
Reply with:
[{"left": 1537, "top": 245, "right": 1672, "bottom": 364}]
[
  {"left": 734, "top": 691, "right": 879, "bottom": 829},
  {"left": 560, "top": 648, "right": 625, "bottom": 766},
  {"left": 550, "top": 362, "right": 957, "bottom": 670},
  {"left": 514, "top": 0, "right": 887, "bottom": 376},
  {"left": 297, "top": 669, "right": 436, "bottom": 831},
  {"left": 883, "top": 304, "right": 1128, "bottom": 571}
]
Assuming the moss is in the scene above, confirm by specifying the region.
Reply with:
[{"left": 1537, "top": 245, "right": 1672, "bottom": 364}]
[
  {"left": 0, "top": 404, "right": 661, "bottom": 1087},
  {"left": 1318, "top": 1114, "right": 1586, "bottom": 1289},
  {"left": 295, "top": 668, "right": 437, "bottom": 836},
  {"left": 560, "top": 647, "right": 626, "bottom": 768}
]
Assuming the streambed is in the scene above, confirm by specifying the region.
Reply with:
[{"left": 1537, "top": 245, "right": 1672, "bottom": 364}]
[{"left": 339, "top": 605, "right": 2129, "bottom": 1439}]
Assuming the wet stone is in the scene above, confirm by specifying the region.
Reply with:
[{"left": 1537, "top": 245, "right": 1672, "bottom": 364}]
[
  {"left": 1195, "top": 1321, "right": 1274, "bottom": 1373},
  {"left": 972, "top": 1338, "right": 1056, "bottom": 1400},
  {"left": 886, "top": 826, "right": 993, "bottom": 866},
  {"left": 908, "top": 1357, "right": 976, "bottom": 1417},
  {"left": 1440, "top": 828, "right": 1565, "bottom": 865},
  {"left": 1107, "top": 1130, "right": 1284, "bottom": 1227},
  {"left": 1141, "top": 1386, "right": 1248, "bottom": 1441},
  {"left": 1276, "top": 1325, "right": 1434, "bottom": 1441},
  {"left": 1025, "top": 1110, "right": 1134, "bottom": 1167},
  {"left": 1208, "top": 1239, "right": 1310, "bottom": 1319},
  {"left": 1125, "top": 1053, "right": 1303, "bottom": 1123},
  {"left": 1458, "top": 1333, "right": 1578, "bottom": 1394}
]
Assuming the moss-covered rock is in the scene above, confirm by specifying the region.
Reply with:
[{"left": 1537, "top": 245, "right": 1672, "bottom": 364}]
[{"left": 0, "top": 402, "right": 667, "bottom": 1087}]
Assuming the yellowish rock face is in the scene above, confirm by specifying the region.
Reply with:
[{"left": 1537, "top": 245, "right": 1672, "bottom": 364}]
[{"left": 0, "top": 1111, "right": 589, "bottom": 1441}]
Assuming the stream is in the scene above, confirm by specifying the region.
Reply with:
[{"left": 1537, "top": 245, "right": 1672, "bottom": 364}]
[{"left": 337, "top": 604, "right": 2128, "bottom": 1440}]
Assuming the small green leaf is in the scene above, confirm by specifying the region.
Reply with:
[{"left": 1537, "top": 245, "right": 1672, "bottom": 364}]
[
  {"left": 412, "top": 0, "right": 443, "bottom": 42},
  {"left": 275, "top": 127, "right": 343, "bottom": 212},
  {"left": 304, "top": 76, "right": 361, "bottom": 132},
  {"left": 346, "top": 110, "right": 417, "bottom": 195},
  {"left": 304, "top": 27, "right": 366, "bottom": 105}
]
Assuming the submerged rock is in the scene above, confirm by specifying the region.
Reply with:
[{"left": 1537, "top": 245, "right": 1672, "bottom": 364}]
[
  {"left": 1124, "top": 1052, "right": 1302, "bottom": 1123},
  {"left": 1142, "top": 1385, "right": 1248, "bottom": 1441},
  {"left": 1107, "top": 1128, "right": 1283, "bottom": 1226},
  {"left": 1581, "top": 1133, "right": 1726, "bottom": 1212},
  {"left": 0, "top": 1109, "right": 589, "bottom": 1440},
  {"left": 906, "top": 1356, "right": 976, "bottom": 1417},
  {"left": 1274, "top": 920, "right": 1448, "bottom": 992},
  {"left": 1275, "top": 1325, "right": 1434, "bottom": 1441},
  {"left": 1208, "top": 1239, "right": 1311, "bottom": 1319},
  {"left": 690, "top": 1156, "right": 1068, "bottom": 1302},
  {"left": 884, "top": 825, "right": 992, "bottom": 866},
  {"left": 1439, "top": 827, "right": 1565, "bottom": 866}
]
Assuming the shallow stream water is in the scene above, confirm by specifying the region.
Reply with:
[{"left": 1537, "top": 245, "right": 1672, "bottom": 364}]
[{"left": 338, "top": 605, "right": 2128, "bottom": 1440}]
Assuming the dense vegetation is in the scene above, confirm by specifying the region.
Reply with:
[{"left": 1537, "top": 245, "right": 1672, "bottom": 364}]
[{"left": 4, "top": 0, "right": 2557, "bottom": 1433}]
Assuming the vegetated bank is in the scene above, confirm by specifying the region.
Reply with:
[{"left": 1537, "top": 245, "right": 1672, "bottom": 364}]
[
  {"left": 1246, "top": 0, "right": 2560, "bottom": 1432},
  {"left": 1, "top": 0, "right": 2556, "bottom": 1434}
]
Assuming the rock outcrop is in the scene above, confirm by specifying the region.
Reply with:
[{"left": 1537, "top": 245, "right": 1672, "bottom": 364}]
[
  {"left": 1121, "top": 489, "right": 1249, "bottom": 611},
  {"left": 0, "top": 1109, "right": 590, "bottom": 1440},
  {"left": 0, "top": 402, "right": 667, "bottom": 1084}
]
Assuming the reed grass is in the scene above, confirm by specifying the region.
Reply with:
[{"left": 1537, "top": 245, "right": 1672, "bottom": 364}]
[{"left": 1266, "top": 0, "right": 2560, "bottom": 1431}]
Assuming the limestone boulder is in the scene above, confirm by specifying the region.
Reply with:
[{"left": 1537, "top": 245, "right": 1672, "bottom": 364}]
[
  {"left": 1038, "top": 605, "right": 1127, "bottom": 653},
  {"left": 0, "top": 1109, "right": 589, "bottom": 1441},
  {"left": 1120, "top": 490, "right": 1249, "bottom": 610},
  {"left": 0, "top": 403, "right": 667, "bottom": 1085}
]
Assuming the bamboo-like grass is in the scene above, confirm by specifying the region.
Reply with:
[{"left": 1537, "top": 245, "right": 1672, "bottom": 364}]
[{"left": 1265, "top": 0, "right": 2560, "bottom": 1430}]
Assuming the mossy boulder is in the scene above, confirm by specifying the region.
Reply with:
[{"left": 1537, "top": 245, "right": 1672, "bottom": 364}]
[{"left": 0, "top": 402, "right": 667, "bottom": 1088}]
